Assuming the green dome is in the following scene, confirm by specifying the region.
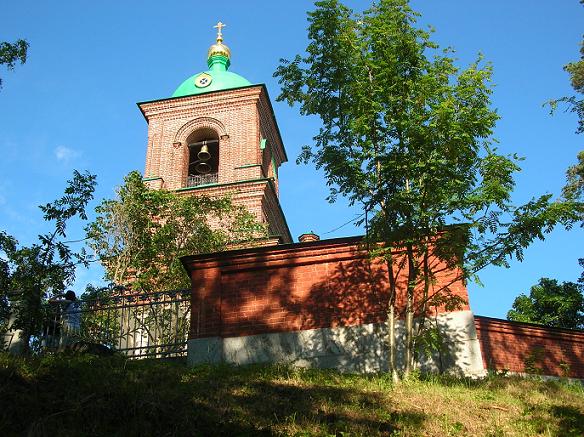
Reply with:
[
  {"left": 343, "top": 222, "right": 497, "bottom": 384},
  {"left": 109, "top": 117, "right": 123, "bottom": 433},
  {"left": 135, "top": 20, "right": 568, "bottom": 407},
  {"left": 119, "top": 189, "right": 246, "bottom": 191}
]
[
  {"left": 172, "top": 65, "right": 251, "bottom": 98},
  {"left": 172, "top": 25, "right": 252, "bottom": 98}
]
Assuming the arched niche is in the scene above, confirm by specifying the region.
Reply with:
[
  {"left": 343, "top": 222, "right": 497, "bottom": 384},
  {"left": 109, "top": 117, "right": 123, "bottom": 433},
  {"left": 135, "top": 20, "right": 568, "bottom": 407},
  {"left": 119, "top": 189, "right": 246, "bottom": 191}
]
[{"left": 185, "top": 128, "right": 220, "bottom": 187}]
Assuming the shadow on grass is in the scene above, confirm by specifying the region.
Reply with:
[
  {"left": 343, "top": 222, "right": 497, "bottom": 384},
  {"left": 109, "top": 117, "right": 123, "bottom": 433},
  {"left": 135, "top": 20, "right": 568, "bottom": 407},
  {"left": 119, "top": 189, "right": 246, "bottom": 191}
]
[
  {"left": 550, "top": 405, "right": 584, "bottom": 437},
  {"left": 417, "top": 371, "right": 582, "bottom": 394},
  {"left": 217, "top": 379, "right": 425, "bottom": 435},
  {"left": 518, "top": 402, "right": 584, "bottom": 437},
  {"left": 0, "top": 356, "right": 426, "bottom": 436}
]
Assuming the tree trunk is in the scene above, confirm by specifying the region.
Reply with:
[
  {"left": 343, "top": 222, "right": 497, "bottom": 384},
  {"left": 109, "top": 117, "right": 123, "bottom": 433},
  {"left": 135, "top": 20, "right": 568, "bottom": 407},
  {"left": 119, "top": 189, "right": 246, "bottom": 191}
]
[
  {"left": 388, "top": 300, "right": 398, "bottom": 382},
  {"left": 5, "top": 309, "right": 27, "bottom": 355},
  {"left": 385, "top": 257, "right": 399, "bottom": 382},
  {"left": 415, "top": 245, "right": 431, "bottom": 344},
  {"left": 404, "top": 244, "right": 417, "bottom": 377}
]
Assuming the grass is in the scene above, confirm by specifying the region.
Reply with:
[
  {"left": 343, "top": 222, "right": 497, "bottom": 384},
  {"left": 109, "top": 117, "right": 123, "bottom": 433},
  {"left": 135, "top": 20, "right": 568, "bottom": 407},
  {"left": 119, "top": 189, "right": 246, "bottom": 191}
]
[{"left": 0, "top": 353, "right": 583, "bottom": 436}]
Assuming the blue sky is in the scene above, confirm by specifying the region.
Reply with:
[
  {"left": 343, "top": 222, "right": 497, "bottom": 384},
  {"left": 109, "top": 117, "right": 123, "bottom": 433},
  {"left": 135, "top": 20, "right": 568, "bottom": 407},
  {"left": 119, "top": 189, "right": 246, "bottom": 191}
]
[{"left": 1, "top": 1, "right": 582, "bottom": 318}]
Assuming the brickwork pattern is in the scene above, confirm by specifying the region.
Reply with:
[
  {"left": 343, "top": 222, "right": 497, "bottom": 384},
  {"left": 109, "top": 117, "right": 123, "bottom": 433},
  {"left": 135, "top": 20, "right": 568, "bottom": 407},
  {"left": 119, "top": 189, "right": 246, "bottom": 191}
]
[
  {"left": 475, "top": 316, "right": 584, "bottom": 379},
  {"left": 138, "top": 85, "right": 291, "bottom": 242},
  {"left": 176, "top": 180, "right": 290, "bottom": 240},
  {"left": 182, "top": 236, "right": 470, "bottom": 340}
]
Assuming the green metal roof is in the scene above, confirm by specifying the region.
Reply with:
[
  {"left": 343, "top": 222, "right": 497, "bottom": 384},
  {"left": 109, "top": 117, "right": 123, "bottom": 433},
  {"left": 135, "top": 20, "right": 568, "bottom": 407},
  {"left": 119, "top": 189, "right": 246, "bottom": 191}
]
[{"left": 172, "top": 54, "right": 252, "bottom": 98}]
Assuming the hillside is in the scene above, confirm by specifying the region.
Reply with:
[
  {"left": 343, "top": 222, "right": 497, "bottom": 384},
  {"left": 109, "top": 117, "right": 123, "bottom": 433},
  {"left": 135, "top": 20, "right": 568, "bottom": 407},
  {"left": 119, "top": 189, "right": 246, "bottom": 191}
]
[{"left": 0, "top": 353, "right": 582, "bottom": 436}]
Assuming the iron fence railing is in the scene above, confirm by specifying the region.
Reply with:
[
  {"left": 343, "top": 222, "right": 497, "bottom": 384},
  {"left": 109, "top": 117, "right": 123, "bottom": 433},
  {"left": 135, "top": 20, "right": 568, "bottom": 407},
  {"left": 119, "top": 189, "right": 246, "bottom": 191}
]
[
  {"left": 186, "top": 173, "right": 218, "bottom": 187},
  {"left": 40, "top": 289, "right": 191, "bottom": 358}
]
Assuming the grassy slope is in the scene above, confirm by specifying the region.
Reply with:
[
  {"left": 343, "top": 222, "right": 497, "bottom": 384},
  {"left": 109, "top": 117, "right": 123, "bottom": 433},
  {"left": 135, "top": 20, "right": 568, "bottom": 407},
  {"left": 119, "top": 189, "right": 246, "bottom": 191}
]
[{"left": 0, "top": 353, "right": 582, "bottom": 436}]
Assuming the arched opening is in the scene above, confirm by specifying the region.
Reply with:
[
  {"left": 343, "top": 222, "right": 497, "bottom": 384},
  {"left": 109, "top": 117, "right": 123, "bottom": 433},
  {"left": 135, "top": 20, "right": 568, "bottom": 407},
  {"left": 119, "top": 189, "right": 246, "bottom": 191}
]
[{"left": 186, "top": 128, "right": 219, "bottom": 187}]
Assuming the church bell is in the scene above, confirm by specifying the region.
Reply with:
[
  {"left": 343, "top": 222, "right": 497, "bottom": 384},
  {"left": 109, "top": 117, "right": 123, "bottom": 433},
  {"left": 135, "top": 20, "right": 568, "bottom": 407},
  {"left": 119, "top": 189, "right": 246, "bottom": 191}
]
[
  {"left": 195, "top": 161, "right": 212, "bottom": 174},
  {"left": 197, "top": 143, "right": 211, "bottom": 161}
]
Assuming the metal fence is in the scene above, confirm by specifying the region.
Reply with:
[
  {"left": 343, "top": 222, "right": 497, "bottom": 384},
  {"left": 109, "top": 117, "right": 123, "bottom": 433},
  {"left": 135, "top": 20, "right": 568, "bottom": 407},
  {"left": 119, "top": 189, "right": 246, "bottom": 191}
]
[{"left": 40, "top": 289, "right": 191, "bottom": 358}]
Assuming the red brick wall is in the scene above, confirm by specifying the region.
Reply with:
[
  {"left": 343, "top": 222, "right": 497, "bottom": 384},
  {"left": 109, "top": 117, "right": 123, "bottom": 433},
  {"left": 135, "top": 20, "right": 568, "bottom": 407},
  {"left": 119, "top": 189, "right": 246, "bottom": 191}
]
[
  {"left": 182, "top": 236, "right": 470, "bottom": 340},
  {"left": 475, "top": 316, "right": 584, "bottom": 379},
  {"left": 138, "top": 85, "right": 291, "bottom": 242},
  {"left": 174, "top": 179, "right": 290, "bottom": 241}
]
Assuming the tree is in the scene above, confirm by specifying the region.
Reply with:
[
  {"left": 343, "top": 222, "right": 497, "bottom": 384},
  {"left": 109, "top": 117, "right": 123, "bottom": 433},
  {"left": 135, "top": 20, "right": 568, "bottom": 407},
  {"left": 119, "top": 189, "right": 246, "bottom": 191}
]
[
  {"left": 275, "top": 0, "right": 582, "bottom": 378},
  {"left": 86, "top": 171, "right": 266, "bottom": 293},
  {"left": 0, "top": 39, "right": 29, "bottom": 89},
  {"left": 563, "top": 151, "right": 584, "bottom": 207},
  {"left": 0, "top": 171, "right": 96, "bottom": 353},
  {"left": 0, "top": 233, "right": 16, "bottom": 332},
  {"left": 556, "top": 1, "right": 584, "bottom": 287},
  {"left": 507, "top": 278, "right": 584, "bottom": 329},
  {"left": 580, "top": 258, "right": 584, "bottom": 295},
  {"left": 557, "top": 1, "right": 584, "bottom": 215},
  {"left": 548, "top": 1, "right": 583, "bottom": 134}
]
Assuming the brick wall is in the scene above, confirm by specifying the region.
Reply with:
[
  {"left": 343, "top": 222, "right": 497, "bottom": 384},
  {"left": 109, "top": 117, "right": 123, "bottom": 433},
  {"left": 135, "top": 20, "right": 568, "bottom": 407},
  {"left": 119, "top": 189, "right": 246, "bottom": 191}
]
[
  {"left": 182, "top": 236, "right": 470, "bottom": 340},
  {"left": 137, "top": 85, "right": 291, "bottom": 243},
  {"left": 475, "top": 316, "right": 584, "bottom": 379},
  {"left": 175, "top": 179, "right": 291, "bottom": 241}
]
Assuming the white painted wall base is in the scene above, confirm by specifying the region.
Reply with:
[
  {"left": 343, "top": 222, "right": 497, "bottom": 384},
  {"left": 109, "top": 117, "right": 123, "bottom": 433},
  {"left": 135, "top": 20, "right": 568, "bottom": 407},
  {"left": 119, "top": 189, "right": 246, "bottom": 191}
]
[{"left": 187, "top": 310, "right": 486, "bottom": 376}]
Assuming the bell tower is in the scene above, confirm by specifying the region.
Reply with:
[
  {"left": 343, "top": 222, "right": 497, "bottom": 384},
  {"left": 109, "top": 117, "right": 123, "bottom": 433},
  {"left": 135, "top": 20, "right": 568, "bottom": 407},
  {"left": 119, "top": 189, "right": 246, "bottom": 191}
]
[{"left": 137, "top": 23, "right": 292, "bottom": 244}]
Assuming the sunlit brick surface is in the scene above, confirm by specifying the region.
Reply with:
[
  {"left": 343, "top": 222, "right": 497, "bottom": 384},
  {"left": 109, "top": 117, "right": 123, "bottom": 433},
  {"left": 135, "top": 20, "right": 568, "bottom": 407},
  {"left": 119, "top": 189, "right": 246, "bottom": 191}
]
[
  {"left": 475, "top": 316, "right": 584, "bottom": 379},
  {"left": 183, "top": 237, "right": 470, "bottom": 339},
  {"left": 138, "top": 85, "right": 291, "bottom": 242}
]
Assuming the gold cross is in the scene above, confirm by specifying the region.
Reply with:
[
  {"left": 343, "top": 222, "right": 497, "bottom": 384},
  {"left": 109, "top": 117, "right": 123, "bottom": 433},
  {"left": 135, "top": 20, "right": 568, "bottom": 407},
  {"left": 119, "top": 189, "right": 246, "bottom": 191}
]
[{"left": 214, "top": 21, "right": 226, "bottom": 41}]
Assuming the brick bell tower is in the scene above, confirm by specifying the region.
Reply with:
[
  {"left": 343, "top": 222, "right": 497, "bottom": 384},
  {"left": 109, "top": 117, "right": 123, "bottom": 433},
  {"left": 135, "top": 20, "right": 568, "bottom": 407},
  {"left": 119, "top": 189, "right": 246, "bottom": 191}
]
[{"left": 137, "top": 22, "right": 292, "bottom": 244}]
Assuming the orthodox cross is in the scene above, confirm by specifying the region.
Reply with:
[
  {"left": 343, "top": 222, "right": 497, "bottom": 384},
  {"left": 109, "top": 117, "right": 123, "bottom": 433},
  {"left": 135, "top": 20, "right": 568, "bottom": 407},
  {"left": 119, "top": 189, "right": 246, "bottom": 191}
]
[{"left": 214, "top": 21, "right": 226, "bottom": 41}]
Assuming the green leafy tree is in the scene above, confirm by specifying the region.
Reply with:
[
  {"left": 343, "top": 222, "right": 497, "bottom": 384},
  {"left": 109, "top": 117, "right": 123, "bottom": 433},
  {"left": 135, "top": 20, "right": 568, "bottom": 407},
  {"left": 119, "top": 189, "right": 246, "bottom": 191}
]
[
  {"left": 86, "top": 171, "right": 266, "bottom": 292},
  {"left": 507, "top": 278, "right": 584, "bottom": 329},
  {"left": 557, "top": 2, "right": 584, "bottom": 217},
  {"left": 548, "top": 1, "right": 583, "bottom": 134},
  {"left": 580, "top": 258, "right": 584, "bottom": 294},
  {"left": 0, "top": 171, "right": 96, "bottom": 353},
  {"left": 555, "top": 1, "right": 584, "bottom": 286},
  {"left": 563, "top": 151, "right": 584, "bottom": 208},
  {"left": 0, "top": 39, "right": 29, "bottom": 89},
  {"left": 0, "top": 233, "right": 16, "bottom": 333},
  {"left": 275, "top": 0, "right": 582, "bottom": 378}
]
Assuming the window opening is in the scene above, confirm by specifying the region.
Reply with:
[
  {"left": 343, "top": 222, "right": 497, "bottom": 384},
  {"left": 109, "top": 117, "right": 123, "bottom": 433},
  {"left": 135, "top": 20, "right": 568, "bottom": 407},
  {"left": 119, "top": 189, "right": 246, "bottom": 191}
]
[{"left": 186, "top": 130, "right": 219, "bottom": 187}]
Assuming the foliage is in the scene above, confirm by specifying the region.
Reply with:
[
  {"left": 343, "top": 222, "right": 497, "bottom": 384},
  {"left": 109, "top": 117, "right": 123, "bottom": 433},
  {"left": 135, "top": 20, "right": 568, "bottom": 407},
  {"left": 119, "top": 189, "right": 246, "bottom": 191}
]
[
  {"left": 0, "top": 171, "right": 96, "bottom": 353},
  {"left": 507, "top": 277, "right": 584, "bottom": 329},
  {"left": 0, "top": 233, "right": 16, "bottom": 332},
  {"left": 550, "top": 1, "right": 584, "bottom": 325},
  {"left": 72, "top": 284, "right": 123, "bottom": 348},
  {"left": 86, "top": 171, "right": 266, "bottom": 292},
  {"left": 523, "top": 346, "right": 546, "bottom": 375},
  {"left": 563, "top": 151, "right": 584, "bottom": 226},
  {"left": 41, "top": 282, "right": 176, "bottom": 352},
  {"left": 1, "top": 355, "right": 583, "bottom": 436},
  {"left": 557, "top": 0, "right": 584, "bottom": 223},
  {"left": 0, "top": 39, "right": 29, "bottom": 89},
  {"left": 580, "top": 258, "right": 584, "bottom": 297},
  {"left": 274, "top": 0, "right": 582, "bottom": 376},
  {"left": 62, "top": 284, "right": 191, "bottom": 355},
  {"left": 548, "top": 0, "right": 583, "bottom": 133},
  {"left": 553, "top": 1, "right": 584, "bottom": 322}
]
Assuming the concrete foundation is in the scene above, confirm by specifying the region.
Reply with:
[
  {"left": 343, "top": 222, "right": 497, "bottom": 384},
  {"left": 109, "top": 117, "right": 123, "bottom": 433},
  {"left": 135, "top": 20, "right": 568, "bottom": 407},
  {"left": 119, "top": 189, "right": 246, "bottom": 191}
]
[{"left": 188, "top": 310, "right": 486, "bottom": 376}]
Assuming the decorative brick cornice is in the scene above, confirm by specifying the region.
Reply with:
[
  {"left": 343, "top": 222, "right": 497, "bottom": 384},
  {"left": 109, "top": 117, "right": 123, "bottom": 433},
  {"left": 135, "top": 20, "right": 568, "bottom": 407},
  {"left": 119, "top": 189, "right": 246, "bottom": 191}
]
[
  {"left": 181, "top": 236, "right": 367, "bottom": 272},
  {"left": 137, "top": 85, "right": 264, "bottom": 120}
]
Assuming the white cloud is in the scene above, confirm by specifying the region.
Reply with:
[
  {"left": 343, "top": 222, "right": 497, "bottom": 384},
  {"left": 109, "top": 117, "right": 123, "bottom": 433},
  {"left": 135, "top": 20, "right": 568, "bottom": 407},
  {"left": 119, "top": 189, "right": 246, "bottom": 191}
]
[{"left": 54, "top": 145, "right": 81, "bottom": 163}]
